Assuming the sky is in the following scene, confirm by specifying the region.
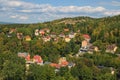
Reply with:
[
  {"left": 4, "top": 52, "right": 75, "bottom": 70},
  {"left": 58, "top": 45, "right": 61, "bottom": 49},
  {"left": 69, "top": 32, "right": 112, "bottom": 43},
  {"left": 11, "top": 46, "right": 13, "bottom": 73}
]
[{"left": 0, "top": 0, "right": 120, "bottom": 23}]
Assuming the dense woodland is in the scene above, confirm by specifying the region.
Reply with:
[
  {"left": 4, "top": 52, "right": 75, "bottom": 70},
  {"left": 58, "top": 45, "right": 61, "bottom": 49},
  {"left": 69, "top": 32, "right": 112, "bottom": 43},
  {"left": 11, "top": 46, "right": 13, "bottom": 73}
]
[{"left": 0, "top": 15, "right": 120, "bottom": 80}]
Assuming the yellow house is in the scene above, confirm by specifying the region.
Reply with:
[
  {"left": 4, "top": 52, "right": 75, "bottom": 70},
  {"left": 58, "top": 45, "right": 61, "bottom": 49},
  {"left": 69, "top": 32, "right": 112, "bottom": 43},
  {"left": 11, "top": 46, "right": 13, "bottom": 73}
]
[
  {"left": 81, "top": 40, "right": 88, "bottom": 48},
  {"left": 65, "top": 36, "right": 71, "bottom": 42},
  {"left": 94, "top": 46, "right": 99, "bottom": 52},
  {"left": 64, "top": 28, "right": 69, "bottom": 32},
  {"left": 25, "top": 35, "right": 31, "bottom": 41}
]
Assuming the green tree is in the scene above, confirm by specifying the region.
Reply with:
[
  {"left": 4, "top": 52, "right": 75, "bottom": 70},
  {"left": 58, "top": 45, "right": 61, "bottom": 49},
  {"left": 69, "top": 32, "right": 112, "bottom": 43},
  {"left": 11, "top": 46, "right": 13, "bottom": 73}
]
[{"left": 28, "top": 64, "right": 55, "bottom": 80}]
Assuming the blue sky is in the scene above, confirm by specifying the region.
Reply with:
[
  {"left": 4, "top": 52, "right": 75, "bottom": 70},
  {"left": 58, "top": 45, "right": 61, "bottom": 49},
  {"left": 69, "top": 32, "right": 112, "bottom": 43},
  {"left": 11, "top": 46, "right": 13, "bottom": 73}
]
[{"left": 0, "top": 0, "right": 120, "bottom": 23}]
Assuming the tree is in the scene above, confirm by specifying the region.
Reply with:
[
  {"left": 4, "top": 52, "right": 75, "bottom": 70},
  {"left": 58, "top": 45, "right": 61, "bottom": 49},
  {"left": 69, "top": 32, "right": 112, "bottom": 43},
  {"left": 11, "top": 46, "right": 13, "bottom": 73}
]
[
  {"left": 74, "top": 33, "right": 84, "bottom": 44},
  {"left": 0, "top": 52, "right": 25, "bottom": 80},
  {"left": 71, "top": 62, "right": 93, "bottom": 80},
  {"left": 28, "top": 64, "right": 55, "bottom": 80}
]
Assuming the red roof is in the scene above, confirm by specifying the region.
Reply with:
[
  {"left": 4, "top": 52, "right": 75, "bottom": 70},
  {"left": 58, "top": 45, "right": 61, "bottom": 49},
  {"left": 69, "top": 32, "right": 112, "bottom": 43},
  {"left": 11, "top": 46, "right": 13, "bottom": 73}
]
[
  {"left": 39, "top": 30, "right": 45, "bottom": 35},
  {"left": 83, "top": 34, "right": 90, "bottom": 39},
  {"left": 50, "top": 63, "right": 60, "bottom": 68},
  {"left": 33, "top": 55, "right": 43, "bottom": 63},
  {"left": 60, "top": 61, "right": 68, "bottom": 67},
  {"left": 26, "top": 54, "right": 30, "bottom": 61}
]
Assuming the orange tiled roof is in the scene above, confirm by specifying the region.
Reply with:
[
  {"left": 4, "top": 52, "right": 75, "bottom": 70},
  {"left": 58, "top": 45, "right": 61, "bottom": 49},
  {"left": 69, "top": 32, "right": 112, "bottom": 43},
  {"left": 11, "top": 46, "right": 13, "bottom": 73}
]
[
  {"left": 83, "top": 34, "right": 90, "bottom": 39},
  {"left": 33, "top": 55, "right": 43, "bottom": 63},
  {"left": 50, "top": 63, "right": 60, "bottom": 68},
  {"left": 60, "top": 61, "right": 69, "bottom": 67},
  {"left": 26, "top": 54, "right": 30, "bottom": 61}
]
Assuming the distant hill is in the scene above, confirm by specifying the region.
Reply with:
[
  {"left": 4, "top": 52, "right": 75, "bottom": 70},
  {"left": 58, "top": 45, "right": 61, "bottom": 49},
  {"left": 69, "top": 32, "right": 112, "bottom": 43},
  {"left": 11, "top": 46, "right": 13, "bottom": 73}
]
[
  {"left": 0, "top": 22, "right": 23, "bottom": 24},
  {"left": 44, "top": 15, "right": 120, "bottom": 25},
  {"left": 0, "top": 22, "right": 15, "bottom": 24}
]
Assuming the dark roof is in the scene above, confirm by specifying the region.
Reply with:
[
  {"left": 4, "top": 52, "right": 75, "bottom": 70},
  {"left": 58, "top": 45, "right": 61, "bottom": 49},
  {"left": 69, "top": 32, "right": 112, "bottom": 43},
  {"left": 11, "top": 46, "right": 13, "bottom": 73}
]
[{"left": 106, "top": 44, "right": 117, "bottom": 50}]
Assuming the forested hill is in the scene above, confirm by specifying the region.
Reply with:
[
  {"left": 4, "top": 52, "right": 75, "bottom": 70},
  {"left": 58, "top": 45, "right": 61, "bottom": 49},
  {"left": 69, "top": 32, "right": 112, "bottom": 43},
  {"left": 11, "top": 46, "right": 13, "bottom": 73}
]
[
  {"left": 47, "top": 15, "right": 120, "bottom": 24},
  {"left": 0, "top": 15, "right": 120, "bottom": 80},
  {"left": 1, "top": 15, "right": 120, "bottom": 43}
]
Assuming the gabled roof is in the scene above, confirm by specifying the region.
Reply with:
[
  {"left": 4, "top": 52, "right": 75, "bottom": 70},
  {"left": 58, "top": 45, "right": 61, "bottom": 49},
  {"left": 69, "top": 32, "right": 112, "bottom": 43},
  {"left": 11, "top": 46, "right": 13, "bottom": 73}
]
[
  {"left": 9, "top": 28, "right": 16, "bottom": 34},
  {"left": 33, "top": 55, "right": 43, "bottom": 63},
  {"left": 64, "top": 28, "right": 69, "bottom": 32},
  {"left": 60, "top": 61, "right": 68, "bottom": 66},
  {"left": 26, "top": 54, "right": 31, "bottom": 61},
  {"left": 50, "top": 63, "right": 60, "bottom": 68},
  {"left": 106, "top": 44, "right": 117, "bottom": 50},
  {"left": 83, "top": 34, "right": 90, "bottom": 39},
  {"left": 25, "top": 35, "right": 31, "bottom": 38},
  {"left": 25, "top": 35, "right": 31, "bottom": 41}
]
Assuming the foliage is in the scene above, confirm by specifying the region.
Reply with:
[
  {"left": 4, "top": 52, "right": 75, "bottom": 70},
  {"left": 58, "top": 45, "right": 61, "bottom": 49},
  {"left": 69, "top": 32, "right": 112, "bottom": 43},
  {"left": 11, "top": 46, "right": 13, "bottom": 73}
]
[{"left": 0, "top": 15, "right": 120, "bottom": 79}]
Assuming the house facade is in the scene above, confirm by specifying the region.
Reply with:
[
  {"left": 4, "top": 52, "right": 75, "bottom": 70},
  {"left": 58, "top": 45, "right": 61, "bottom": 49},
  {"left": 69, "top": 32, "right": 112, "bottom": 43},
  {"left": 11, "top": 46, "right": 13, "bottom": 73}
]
[{"left": 106, "top": 44, "right": 118, "bottom": 53}]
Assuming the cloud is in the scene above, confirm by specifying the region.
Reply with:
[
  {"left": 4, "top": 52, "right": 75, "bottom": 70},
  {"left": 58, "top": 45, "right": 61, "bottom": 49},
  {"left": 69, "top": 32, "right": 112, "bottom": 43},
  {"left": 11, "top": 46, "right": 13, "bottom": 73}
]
[
  {"left": 19, "top": 10, "right": 32, "bottom": 13},
  {"left": 10, "top": 15, "right": 28, "bottom": 20},
  {"left": 0, "top": 0, "right": 36, "bottom": 8},
  {"left": 19, "top": 16, "right": 28, "bottom": 20},
  {"left": 0, "top": 0, "right": 120, "bottom": 23},
  {"left": 111, "top": 1, "right": 120, "bottom": 6},
  {"left": 57, "top": 6, "right": 105, "bottom": 13},
  {"left": 104, "top": 10, "right": 120, "bottom": 16},
  {"left": 18, "top": 5, "right": 106, "bottom": 13},
  {"left": 0, "top": 0, "right": 106, "bottom": 13},
  {"left": 10, "top": 15, "right": 18, "bottom": 18},
  {"left": 100, "top": 1, "right": 120, "bottom": 7}
]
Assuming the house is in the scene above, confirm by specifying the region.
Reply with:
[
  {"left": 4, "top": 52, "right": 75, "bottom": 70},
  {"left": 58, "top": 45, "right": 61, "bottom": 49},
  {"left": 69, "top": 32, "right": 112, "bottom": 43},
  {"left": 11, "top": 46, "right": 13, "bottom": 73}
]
[
  {"left": 42, "top": 36, "right": 51, "bottom": 42},
  {"left": 25, "top": 54, "right": 31, "bottom": 61},
  {"left": 25, "top": 54, "right": 33, "bottom": 71},
  {"left": 44, "top": 28, "right": 50, "bottom": 33},
  {"left": 81, "top": 40, "right": 88, "bottom": 48},
  {"left": 18, "top": 52, "right": 34, "bottom": 63},
  {"left": 33, "top": 55, "right": 43, "bottom": 65},
  {"left": 77, "top": 29, "right": 80, "bottom": 33},
  {"left": 88, "top": 46, "right": 99, "bottom": 54},
  {"left": 97, "top": 66, "right": 115, "bottom": 75},
  {"left": 17, "top": 33, "right": 23, "bottom": 39},
  {"left": 7, "top": 28, "right": 16, "bottom": 37},
  {"left": 25, "top": 35, "right": 31, "bottom": 41},
  {"left": 80, "top": 34, "right": 91, "bottom": 52},
  {"left": 59, "top": 57, "right": 68, "bottom": 67},
  {"left": 55, "top": 69, "right": 60, "bottom": 73},
  {"left": 7, "top": 34, "right": 12, "bottom": 37},
  {"left": 59, "top": 57, "right": 67, "bottom": 63},
  {"left": 110, "top": 67, "right": 115, "bottom": 75},
  {"left": 78, "top": 40, "right": 89, "bottom": 54},
  {"left": 53, "top": 37, "right": 59, "bottom": 43},
  {"left": 83, "top": 34, "right": 91, "bottom": 42},
  {"left": 50, "top": 63, "right": 60, "bottom": 68},
  {"left": 39, "top": 30, "right": 45, "bottom": 35},
  {"left": 50, "top": 32, "right": 56, "bottom": 38},
  {"left": 68, "top": 62, "right": 75, "bottom": 69},
  {"left": 18, "top": 52, "right": 28, "bottom": 58},
  {"left": 65, "top": 36, "right": 71, "bottom": 42},
  {"left": 69, "top": 32, "right": 75, "bottom": 38},
  {"left": 26, "top": 63, "right": 30, "bottom": 71},
  {"left": 89, "top": 46, "right": 99, "bottom": 52},
  {"left": 60, "top": 61, "right": 68, "bottom": 67},
  {"left": 35, "top": 29, "right": 39, "bottom": 36},
  {"left": 78, "top": 49, "right": 87, "bottom": 56},
  {"left": 106, "top": 44, "right": 118, "bottom": 53},
  {"left": 59, "top": 33, "right": 65, "bottom": 38},
  {"left": 64, "top": 28, "right": 69, "bottom": 32},
  {"left": 9, "top": 28, "right": 16, "bottom": 34}
]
